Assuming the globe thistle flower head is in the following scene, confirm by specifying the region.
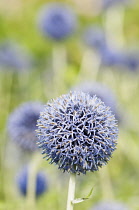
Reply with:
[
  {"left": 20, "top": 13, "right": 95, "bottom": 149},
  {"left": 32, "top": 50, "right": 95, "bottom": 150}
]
[
  {"left": 7, "top": 102, "right": 43, "bottom": 151},
  {"left": 36, "top": 92, "right": 118, "bottom": 174},
  {"left": 0, "top": 41, "right": 32, "bottom": 72},
  {"left": 16, "top": 166, "right": 48, "bottom": 197},
  {"left": 82, "top": 26, "right": 107, "bottom": 50},
  {"left": 38, "top": 3, "right": 77, "bottom": 41},
  {"left": 92, "top": 201, "right": 128, "bottom": 210}
]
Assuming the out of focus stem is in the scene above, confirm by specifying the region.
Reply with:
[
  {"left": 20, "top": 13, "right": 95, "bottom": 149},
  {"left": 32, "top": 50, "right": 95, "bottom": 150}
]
[
  {"left": 104, "top": 6, "right": 125, "bottom": 49},
  {"left": 78, "top": 49, "right": 101, "bottom": 82},
  {"left": 66, "top": 173, "right": 76, "bottom": 210},
  {"left": 26, "top": 152, "right": 42, "bottom": 210},
  {"left": 52, "top": 44, "right": 67, "bottom": 96}
]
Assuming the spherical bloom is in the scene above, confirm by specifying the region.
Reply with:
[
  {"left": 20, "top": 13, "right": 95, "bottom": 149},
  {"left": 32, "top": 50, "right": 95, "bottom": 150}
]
[
  {"left": 73, "top": 82, "right": 120, "bottom": 121},
  {"left": 37, "top": 3, "right": 77, "bottom": 41},
  {"left": 92, "top": 201, "right": 128, "bottom": 210},
  {"left": 100, "top": 47, "right": 124, "bottom": 67},
  {"left": 0, "top": 41, "right": 32, "bottom": 72},
  {"left": 82, "top": 26, "right": 106, "bottom": 50},
  {"left": 16, "top": 166, "right": 48, "bottom": 197},
  {"left": 36, "top": 92, "right": 118, "bottom": 174},
  {"left": 7, "top": 102, "right": 43, "bottom": 151}
]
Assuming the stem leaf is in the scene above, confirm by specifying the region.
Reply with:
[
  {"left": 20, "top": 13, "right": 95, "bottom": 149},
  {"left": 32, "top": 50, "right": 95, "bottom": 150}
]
[{"left": 72, "top": 187, "right": 93, "bottom": 204}]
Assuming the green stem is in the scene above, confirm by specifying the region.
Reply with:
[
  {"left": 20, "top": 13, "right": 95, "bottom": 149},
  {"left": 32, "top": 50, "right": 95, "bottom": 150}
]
[
  {"left": 104, "top": 6, "right": 125, "bottom": 48},
  {"left": 66, "top": 173, "right": 76, "bottom": 210},
  {"left": 26, "top": 152, "right": 42, "bottom": 210},
  {"left": 78, "top": 48, "right": 101, "bottom": 83},
  {"left": 52, "top": 44, "right": 67, "bottom": 96}
]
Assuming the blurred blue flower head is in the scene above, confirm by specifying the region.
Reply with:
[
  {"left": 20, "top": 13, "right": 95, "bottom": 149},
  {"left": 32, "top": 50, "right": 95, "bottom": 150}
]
[
  {"left": 92, "top": 201, "right": 128, "bottom": 210},
  {"left": 0, "top": 41, "right": 32, "bottom": 72},
  {"left": 7, "top": 102, "right": 43, "bottom": 151},
  {"left": 38, "top": 3, "right": 77, "bottom": 41},
  {"left": 122, "top": 51, "right": 139, "bottom": 71},
  {"left": 100, "top": 47, "right": 124, "bottom": 67},
  {"left": 73, "top": 81, "right": 120, "bottom": 121},
  {"left": 16, "top": 166, "right": 48, "bottom": 197},
  {"left": 83, "top": 26, "right": 106, "bottom": 50},
  {"left": 100, "top": 47, "right": 139, "bottom": 71},
  {"left": 36, "top": 92, "right": 118, "bottom": 174}
]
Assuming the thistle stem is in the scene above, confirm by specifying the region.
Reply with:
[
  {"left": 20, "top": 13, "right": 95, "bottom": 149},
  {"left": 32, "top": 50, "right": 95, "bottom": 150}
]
[
  {"left": 104, "top": 6, "right": 125, "bottom": 49},
  {"left": 66, "top": 173, "right": 76, "bottom": 210},
  {"left": 26, "top": 152, "right": 42, "bottom": 210},
  {"left": 52, "top": 44, "right": 67, "bottom": 96},
  {"left": 78, "top": 48, "right": 101, "bottom": 82}
]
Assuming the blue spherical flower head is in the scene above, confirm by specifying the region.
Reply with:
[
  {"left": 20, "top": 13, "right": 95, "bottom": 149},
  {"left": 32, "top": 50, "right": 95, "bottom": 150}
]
[
  {"left": 38, "top": 3, "right": 77, "bottom": 41},
  {"left": 7, "top": 102, "right": 43, "bottom": 151},
  {"left": 83, "top": 26, "right": 106, "bottom": 50},
  {"left": 0, "top": 41, "right": 32, "bottom": 72},
  {"left": 36, "top": 92, "right": 118, "bottom": 174},
  {"left": 92, "top": 201, "right": 128, "bottom": 210},
  {"left": 16, "top": 166, "right": 48, "bottom": 197}
]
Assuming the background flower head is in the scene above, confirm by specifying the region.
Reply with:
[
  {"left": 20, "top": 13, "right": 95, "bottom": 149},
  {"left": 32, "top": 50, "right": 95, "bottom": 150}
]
[
  {"left": 37, "top": 3, "right": 77, "bottom": 41},
  {"left": 16, "top": 166, "right": 48, "bottom": 197},
  {"left": 92, "top": 201, "right": 128, "bottom": 210},
  {"left": 7, "top": 102, "right": 43, "bottom": 151},
  {"left": 36, "top": 92, "right": 118, "bottom": 174},
  {"left": 82, "top": 26, "right": 106, "bottom": 50},
  {"left": 0, "top": 41, "right": 32, "bottom": 72}
]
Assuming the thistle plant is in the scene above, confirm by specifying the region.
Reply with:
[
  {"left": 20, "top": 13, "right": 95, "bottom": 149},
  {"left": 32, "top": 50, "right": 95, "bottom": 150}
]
[
  {"left": 36, "top": 91, "right": 118, "bottom": 210},
  {"left": 37, "top": 3, "right": 78, "bottom": 96},
  {"left": 0, "top": 41, "right": 32, "bottom": 72},
  {"left": 16, "top": 166, "right": 48, "bottom": 198},
  {"left": 7, "top": 101, "right": 43, "bottom": 151},
  {"left": 38, "top": 3, "right": 77, "bottom": 41},
  {"left": 79, "top": 25, "right": 106, "bottom": 81},
  {"left": 83, "top": 26, "right": 106, "bottom": 51}
]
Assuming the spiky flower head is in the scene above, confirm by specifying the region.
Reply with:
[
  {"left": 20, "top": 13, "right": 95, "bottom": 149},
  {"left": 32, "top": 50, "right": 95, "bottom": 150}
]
[
  {"left": 37, "top": 3, "right": 77, "bottom": 41},
  {"left": 82, "top": 26, "right": 106, "bottom": 50},
  {"left": 92, "top": 201, "right": 128, "bottom": 210},
  {"left": 7, "top": 102, "right": 43, "bottom": 151},
  {"left": 73, "top": 81, "right": 120, "bottom": 121},
  {"left": 0, "top": 41, "right": 32, "bottom": 72},
  {"left": 16, "top": 166, "right": 48, "bottom": 197},
  {"left": 36, "top": 92, "right": 118, "bottom": 174}
]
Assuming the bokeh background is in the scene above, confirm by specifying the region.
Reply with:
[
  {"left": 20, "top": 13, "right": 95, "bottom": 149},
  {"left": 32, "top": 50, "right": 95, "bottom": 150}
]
[{"left": 0, "top": 0, "right": 139, "bottom": 209}]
